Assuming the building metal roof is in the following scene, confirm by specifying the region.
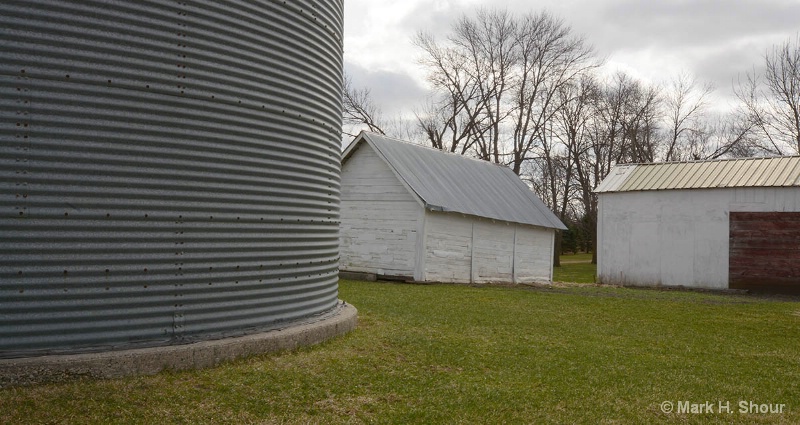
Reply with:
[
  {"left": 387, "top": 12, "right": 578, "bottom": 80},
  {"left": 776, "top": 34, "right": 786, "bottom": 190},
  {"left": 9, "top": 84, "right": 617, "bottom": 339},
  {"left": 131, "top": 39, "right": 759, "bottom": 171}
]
[
  {"left": 342, "top": 132, "right": 567, "bottom": 230},
  {"left": 595, "top": 156, "right": 800, "bottom": 193}
]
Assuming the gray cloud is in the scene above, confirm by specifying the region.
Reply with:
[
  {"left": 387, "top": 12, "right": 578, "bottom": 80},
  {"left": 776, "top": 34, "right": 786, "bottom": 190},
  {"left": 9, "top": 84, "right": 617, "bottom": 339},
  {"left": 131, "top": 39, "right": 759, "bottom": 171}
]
[
  {"left": 345, "top": 0, "right": 798, "bottom": 117},
  {"left": 398, "top": 3, "right": 474, "bottom": 39},
  {"left": 344, "top": 61, "right": 428, "bottom": 117},
  {"left": 592, "top": 0, "right": 800, "bottom": 51}
]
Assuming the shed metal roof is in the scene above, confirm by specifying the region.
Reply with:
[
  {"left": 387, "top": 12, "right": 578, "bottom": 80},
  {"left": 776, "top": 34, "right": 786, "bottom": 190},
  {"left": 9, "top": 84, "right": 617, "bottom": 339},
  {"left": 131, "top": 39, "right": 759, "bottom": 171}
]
[
  {"left": 595, "top": 156, "right": 800, "bottom": 193},
  {"left": 342, "top": 132, "right": 567, "bottom": 230}
]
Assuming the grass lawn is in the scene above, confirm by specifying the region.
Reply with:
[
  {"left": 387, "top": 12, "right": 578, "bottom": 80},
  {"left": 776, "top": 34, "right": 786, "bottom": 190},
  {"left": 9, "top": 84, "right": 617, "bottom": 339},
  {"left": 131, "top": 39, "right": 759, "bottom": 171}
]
[
  {"left": 2, "top": 281, "right": 799, "bottom": 424},
  {"left": 554, "top": 252, "right": 596, "bottom": 283}
]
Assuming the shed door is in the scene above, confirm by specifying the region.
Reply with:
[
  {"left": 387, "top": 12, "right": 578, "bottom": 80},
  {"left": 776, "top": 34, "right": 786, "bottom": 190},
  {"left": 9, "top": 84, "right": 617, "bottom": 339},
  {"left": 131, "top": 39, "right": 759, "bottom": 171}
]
[{"left": 729, "top": 212, "right": 800, "bottom": 294}]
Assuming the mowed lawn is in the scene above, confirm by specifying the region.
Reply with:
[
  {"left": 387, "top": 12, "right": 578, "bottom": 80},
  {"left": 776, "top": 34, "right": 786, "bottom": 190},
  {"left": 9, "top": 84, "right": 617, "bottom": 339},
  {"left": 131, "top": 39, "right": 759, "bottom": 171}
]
[
  {"left": 2, "top": 280, "right": 799, "bottom": 424},
  {"left": 554, "top": 252, "right": 596, "bottom": 283}
]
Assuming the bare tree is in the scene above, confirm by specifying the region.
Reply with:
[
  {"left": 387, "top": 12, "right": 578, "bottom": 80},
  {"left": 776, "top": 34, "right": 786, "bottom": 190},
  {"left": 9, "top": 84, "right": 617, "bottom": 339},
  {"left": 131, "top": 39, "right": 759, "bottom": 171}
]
[
  {"left": 589, "top": 72, "right": 661, "bottom": 170},
  {"left": 677, "top": 112, "right": 762, "bottom": 160},
  {"left": 530, "top": 75, "right": 598, "bottom": 265},
  {"left": 510, "top": 11, "right": 597, "bottom": 174},
  {"left": 454, "top": 9, "right": 518, "bottom": 163},
  {"left": 414, "top": 9, "right": 517, "bottom": 158},
  {"left": 414, "top": 8, "right": 596, "bottom": 171},
  {"left": 343, "top": 75, "right": 424, "bottom": 141},
  {"left": 619, "top": 77, "right": 661, "bottom": 163},
  {"left": 662, "top": 72, "right": 713, "bottom": 161},
  {"left": 343, "top": 75, "right": 387, "bottom": 138},
  {"left": 735, "top": 35, "right": 800, "bottom": 155},
  {"left": 414, "top": 32, "right": 486, "bottom": 154},
  {"left": 560, "top": 75, "right": 600, "bottom": 262},
  {"left": 566, "top": 72, "right": 661, "bottom": 263},
  {"left": 343, "top": 75, "right": 386, "bottom": 137}
]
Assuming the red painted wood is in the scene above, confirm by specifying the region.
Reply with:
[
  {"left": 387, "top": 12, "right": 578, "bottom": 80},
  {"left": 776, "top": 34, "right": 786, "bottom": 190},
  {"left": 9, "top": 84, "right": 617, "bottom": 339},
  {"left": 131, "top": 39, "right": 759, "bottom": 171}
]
[{"left": 729, "top": 212, "right": 800, "bottom": 294}]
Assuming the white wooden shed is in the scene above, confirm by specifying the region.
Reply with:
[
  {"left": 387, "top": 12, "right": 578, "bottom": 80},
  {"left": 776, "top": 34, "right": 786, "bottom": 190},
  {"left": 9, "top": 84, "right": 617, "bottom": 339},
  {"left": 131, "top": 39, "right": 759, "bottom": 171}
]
[
  {"left": 595, "top": 156, "right": 800, "bottom": 293},
  {"left": 339, "top": 132, "right": 567, "bottom": 284}
]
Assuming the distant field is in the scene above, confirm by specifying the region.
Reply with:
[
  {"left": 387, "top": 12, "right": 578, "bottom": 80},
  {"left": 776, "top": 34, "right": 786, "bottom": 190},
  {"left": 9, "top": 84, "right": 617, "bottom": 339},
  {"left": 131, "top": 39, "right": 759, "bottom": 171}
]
[
  {"left": 2, "top": 280, "right": 798, "bottom": 424},
  {"left": 554, "top": 253, "right": 596, "bottom": 283}
]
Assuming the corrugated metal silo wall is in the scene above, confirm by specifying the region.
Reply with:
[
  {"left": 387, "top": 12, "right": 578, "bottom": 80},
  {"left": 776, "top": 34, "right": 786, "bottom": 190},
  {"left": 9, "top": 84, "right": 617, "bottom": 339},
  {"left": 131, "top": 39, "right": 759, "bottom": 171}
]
[{"left": 0, "top": 0, "right": 343, "bottom": 358}]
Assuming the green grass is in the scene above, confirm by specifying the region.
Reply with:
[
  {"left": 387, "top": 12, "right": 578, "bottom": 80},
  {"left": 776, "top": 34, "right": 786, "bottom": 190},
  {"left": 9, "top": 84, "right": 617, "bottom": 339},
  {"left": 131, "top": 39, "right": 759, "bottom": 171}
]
[
  {"left": 554, "top": 252, "right": 597, "bottom": 283},
  {"left": 2, "top": 281, "right": 799, "bottom": 424}
]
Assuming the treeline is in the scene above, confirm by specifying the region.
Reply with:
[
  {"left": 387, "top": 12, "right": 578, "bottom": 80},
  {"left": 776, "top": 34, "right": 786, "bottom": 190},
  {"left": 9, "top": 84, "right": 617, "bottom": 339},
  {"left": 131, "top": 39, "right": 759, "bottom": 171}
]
[{"left": 344, "top": 9, "right": 800, "bottom": 264}]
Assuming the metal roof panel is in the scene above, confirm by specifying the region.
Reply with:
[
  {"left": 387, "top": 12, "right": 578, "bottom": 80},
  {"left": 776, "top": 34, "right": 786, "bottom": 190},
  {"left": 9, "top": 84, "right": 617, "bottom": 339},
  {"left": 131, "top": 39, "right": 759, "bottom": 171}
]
[
  {"left": 344, "top": 132, "right": 567, "bottom": 230},
  {"left": 595, "top": 156, "right": 800, "bottom": 193},
  {"left": 594, "top": 165, "right": 638, "bottom": 192}
]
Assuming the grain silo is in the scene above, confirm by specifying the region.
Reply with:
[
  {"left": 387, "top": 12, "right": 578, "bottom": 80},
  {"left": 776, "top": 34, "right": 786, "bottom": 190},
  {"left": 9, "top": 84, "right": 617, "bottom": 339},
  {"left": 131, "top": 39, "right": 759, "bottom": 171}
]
[{"left": 0, "top": 0, "right": 353, "bottom": 374}]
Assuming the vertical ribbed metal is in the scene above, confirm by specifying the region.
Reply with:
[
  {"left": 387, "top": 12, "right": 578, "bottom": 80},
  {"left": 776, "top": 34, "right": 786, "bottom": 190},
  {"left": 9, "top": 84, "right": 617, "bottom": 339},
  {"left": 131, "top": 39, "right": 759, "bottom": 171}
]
[{"left": 0, "top": 0, "right": 343, "bottom": 357}]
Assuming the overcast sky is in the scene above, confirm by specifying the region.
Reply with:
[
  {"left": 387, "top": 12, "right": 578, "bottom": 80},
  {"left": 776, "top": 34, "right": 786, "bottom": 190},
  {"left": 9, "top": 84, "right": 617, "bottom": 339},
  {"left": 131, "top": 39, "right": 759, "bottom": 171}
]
[{"left": 343, "top": 0, "right": 800, "bottom": 118}]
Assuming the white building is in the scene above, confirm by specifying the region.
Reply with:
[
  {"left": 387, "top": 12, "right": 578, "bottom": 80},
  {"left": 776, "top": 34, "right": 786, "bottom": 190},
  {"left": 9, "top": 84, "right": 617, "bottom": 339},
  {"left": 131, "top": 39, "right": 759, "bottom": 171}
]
[
  {"left": 595, "top": 156, "right": 800, "bottom": 293},
  {"left": 339, "top": 132, "right": 566, "bottom": 284}
]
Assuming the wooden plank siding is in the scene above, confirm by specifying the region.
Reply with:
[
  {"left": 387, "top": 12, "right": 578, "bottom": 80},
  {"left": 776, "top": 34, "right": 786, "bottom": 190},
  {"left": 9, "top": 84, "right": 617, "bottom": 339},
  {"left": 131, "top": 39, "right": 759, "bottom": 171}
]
[
  {"left": 514, "top": 224, "right": 555, "bottom": 282},
  {"left": 424, "top": 212, "right": 473, "bottom": 283},
  {"left": 424, "top": 211, "right": 554, "bottom": 284},
  {"left": 729, "top": 212, "right": 800, "bottom": 294},
  {"left": 339, "top": 144, "right": 421, "bottom": 278},
  {"left": 472, "top": 222, "right": 515, "bottom": 283}
]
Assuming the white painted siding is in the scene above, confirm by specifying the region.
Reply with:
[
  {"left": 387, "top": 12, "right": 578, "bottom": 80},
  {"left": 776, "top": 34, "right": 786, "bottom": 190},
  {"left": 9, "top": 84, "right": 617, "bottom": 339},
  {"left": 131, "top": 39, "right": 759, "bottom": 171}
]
[
  {"left": 473, "top": 221, "right": 514, "bottom": 283},
  {"left": 514, "top": 225, "right": 555, "bottom": 283},
  {"left": 424, "top": 211, "right": 554, "bottom": 283},
  {"left": 423, "top": 212, "right": 473, "bottom": 283},
  {"left": 598, "top": 187, "right": 800, "bottom": 289},
  {"left": 339, "top": 144, "right": 420, "bottom": 277}
]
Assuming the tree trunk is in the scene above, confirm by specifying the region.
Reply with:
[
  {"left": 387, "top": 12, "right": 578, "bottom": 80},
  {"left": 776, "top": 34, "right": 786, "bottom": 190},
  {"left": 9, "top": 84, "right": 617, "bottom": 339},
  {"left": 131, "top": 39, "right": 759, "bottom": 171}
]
[
  {"left": 589, "top": 211, "right": 598, "bottom": 265},
  {"left": 553, "top": 230, "right": 562, "bottom": 267}
]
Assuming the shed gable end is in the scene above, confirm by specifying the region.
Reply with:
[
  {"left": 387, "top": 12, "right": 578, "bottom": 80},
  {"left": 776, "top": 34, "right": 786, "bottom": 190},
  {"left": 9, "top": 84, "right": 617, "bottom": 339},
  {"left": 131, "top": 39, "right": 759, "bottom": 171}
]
[{"left": 339, "top": 143, "right": 420, "bottom": 278}]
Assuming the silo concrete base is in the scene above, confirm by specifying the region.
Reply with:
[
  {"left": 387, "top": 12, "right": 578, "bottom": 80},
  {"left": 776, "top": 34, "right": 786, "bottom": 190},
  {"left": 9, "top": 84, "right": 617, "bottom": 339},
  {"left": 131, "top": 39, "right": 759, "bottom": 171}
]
[{"left": 0, "top": 301, "right": 357, "bottom": 388}]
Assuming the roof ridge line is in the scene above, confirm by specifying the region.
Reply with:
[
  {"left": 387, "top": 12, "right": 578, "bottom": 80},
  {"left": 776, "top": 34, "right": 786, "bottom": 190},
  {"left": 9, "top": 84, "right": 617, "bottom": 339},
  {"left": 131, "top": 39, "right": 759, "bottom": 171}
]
[
  {"left": 620, "top": 155, "right": 800, "bottom": 166},
  {"left": 360, "top": 131, "right": 510, "bottom": 168}
]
